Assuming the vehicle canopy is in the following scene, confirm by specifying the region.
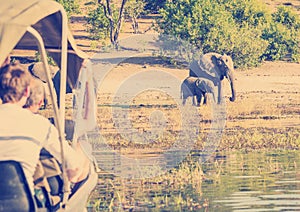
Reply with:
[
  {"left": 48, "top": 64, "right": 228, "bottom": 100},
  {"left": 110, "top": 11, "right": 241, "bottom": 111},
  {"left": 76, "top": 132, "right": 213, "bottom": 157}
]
[
  {"left": 0, "top": 0, "right": 97, "bottom": 210},
  {"left": 0, "top": 0, "right": 96, "bottom": 134},
  {"left": 0, "top": 0, "right": 88, "bottom": 87}
]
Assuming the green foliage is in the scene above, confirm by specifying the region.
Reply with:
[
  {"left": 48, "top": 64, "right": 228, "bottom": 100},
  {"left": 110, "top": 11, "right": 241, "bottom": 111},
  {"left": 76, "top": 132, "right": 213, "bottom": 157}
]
[
  {"left": 85, "top": 2, "right": 125, "bottom": 45},
  {"left": 125, "top": 0, "right": 146, "bottom": 18},
  {"left": 144, "top": 0, "right": 166, "bottom": 13},
  {"left": 158, "top": 0, "right": 300, "bottom": 68},
  {"left": 125, "top": 0, "right": 146, "bottom": 33},
  {"left": 86, "top": 5, "right": 110, "bottom": 40},
  {"left": 55, "top": 0, "right": 80, "bottom": 16},
  {"left": 34, "top": 52, "right": 56, "bottom": 66},
  {"left": 155, "top": 34, "right": 202, "bottom": 65},
  {"left": 230, "top": 26, "right": 268, "bottom": 67},
  {"left": 261, "top": 6, "right": 300, "bottom": 62},
  {"left": 273, "top": 6, "right": 300, "bottom": 29},
  {"left": 221, "top": 0, "right": 272, "bottom": 27}
]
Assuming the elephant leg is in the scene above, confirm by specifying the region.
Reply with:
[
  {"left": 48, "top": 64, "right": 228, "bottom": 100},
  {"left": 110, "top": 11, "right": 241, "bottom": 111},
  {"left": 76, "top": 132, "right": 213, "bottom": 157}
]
[
  {"left": 181, "top": 89, "right": 188, "bottom": 105},
  {"left": 196, "top": 94, "right": 202, "bottom": 107},
  {"left": 182, "top": 98, "right": 187, "bottom": 105},
  {"left": 210, "top": 85, "right": 219, "bottom": 104},
  {"left": 217, "top": 83, "right": 223, "bottom": 104},
  {"left": 192, "top": 95, "right": 197, "bottom": 106},
  {"left": 202, "top": 80, "right": 218, "bottom": 104},
  {"left": 211, "top": 92, "right": 217, "bottom": 104},
  {"left": 203, "top": 93, "right": 207, "bottom": 105}
]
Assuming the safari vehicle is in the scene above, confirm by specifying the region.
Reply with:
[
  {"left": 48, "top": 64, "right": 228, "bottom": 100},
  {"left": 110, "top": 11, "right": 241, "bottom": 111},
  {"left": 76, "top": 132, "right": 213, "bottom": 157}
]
[{"left": 0, "top": 0, "right": 98, "bottom": 211}]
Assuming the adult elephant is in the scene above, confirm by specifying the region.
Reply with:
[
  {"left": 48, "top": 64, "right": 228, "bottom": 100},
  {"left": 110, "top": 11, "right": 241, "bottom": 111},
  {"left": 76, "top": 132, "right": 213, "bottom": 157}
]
[
  {"left": 189, "top": 52, "right": 236, "bottom": 104},
  {"left": 52, "top": 71, "right": 73, "bottom": 107},
  {"left": 28, "top": 62, "right": 72, "bottom": 107}
]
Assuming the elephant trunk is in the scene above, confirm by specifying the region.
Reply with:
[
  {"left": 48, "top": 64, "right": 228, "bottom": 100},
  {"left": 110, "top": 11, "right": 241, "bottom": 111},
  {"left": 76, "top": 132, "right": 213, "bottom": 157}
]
[{"left": 227, "top": 71, "right": 236, "bottom": 102}]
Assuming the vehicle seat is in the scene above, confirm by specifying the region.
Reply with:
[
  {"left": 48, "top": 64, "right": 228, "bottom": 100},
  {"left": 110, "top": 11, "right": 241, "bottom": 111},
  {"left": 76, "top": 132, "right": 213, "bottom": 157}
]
[{"left": 0, "top": 160, "right": 36, "bottom": 212}]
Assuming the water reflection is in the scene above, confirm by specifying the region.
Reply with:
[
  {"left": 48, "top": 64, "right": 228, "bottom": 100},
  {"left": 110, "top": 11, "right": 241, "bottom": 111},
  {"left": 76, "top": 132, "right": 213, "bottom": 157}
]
[
  {"left": 89, "top": 150, "right": 300, "bottom": 211},
  {"left": 209, "top": 151, "right": 300, "bottom": 211}
]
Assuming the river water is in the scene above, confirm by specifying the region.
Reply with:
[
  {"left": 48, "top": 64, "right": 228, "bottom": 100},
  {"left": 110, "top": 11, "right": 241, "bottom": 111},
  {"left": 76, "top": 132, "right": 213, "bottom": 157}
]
[
  {"left": 88, "top": 150, "right": 300, "bottom": 211},
  {"left": 203, "top": 151, "right": 300, "bottom": 211}
]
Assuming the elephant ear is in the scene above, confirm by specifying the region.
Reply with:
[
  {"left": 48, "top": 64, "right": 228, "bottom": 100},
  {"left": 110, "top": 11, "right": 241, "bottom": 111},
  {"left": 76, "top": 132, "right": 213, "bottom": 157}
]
[
  {"left": 195, "top": 78, "right": 201, "bottom": 88},
  {"left": 195, "top": 78, "right": 206, "bottom": 92},
  {"left": 211, "top": 55, "right": 222, "bottom": 67},
  {"left": 211, "top": 55, "right": 225, "bottom": 80}
]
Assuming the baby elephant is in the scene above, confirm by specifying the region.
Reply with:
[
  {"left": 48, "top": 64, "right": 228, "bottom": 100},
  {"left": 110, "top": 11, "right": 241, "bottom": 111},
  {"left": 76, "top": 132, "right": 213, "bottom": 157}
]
[{"left": 181, "top": 77, "right": 216, "bottom": 106}]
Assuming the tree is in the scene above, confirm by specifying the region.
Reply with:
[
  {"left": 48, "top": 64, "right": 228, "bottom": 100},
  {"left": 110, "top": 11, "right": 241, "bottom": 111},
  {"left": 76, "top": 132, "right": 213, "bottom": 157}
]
[
  {"left": 86, "top": 5, "right": 110, "bottom": 40},
  {"left": 97, "top": 0, "right": 128, "bottom": 48},
  {"left": 124, "top": 0, "right": 145, "bottom": 34}
]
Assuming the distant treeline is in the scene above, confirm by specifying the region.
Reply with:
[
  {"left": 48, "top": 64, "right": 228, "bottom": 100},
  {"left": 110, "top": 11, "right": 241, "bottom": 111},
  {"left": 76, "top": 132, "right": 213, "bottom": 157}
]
[{"left": 57, "top": 0, "right": 300, "bottom": 68}]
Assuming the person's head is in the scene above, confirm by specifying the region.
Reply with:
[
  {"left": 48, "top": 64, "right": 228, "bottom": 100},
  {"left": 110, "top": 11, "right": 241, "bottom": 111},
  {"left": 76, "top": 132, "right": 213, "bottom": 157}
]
[
  {"left": 0, "top": 63, "right": 32, "bottom": 106},
  {"left": 23, "top": 78, "right": 45, "bottom": 113}
]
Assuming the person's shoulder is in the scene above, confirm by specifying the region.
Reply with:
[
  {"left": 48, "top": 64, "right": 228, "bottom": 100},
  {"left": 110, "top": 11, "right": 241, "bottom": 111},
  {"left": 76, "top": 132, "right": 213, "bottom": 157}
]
[
  {"left": 30, "top": 113, "right": 51, "bottom": 125},
  {"left": 19, "top": 108, "right": 52, "bottom": 126}
]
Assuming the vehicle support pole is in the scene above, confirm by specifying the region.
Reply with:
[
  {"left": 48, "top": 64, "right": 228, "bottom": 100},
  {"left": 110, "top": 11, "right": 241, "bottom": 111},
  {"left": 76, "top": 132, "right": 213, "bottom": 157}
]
[{"left": 26, "top": 26, "right": 70, "bottom": 207}]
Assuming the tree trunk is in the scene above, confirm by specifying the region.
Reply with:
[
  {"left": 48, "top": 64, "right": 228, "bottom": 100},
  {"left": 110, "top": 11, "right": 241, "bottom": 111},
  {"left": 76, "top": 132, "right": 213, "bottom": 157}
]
[
  {"left": 132, "top": 15, "right": 139, "bottom": 34},
  {"left": 113, "top": 0, "right": 127, "bottom": 48},
  {"left": 105, "top": 0, "right": 115, "bottom": 45},
  {"left": 98, "top": 0, "right": 128, "bottom": 49}
]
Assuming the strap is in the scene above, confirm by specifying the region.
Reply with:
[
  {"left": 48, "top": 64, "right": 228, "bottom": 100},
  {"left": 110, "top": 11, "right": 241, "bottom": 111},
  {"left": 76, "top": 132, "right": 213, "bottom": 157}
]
[{"left": 0, "top": 136, "right": 40, "bottom": 145}]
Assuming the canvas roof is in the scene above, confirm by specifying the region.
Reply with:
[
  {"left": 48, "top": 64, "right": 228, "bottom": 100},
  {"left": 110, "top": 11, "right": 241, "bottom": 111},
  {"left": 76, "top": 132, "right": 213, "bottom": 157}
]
[{"left": 0, "top": 0, "right": 89, "bottom": 87}]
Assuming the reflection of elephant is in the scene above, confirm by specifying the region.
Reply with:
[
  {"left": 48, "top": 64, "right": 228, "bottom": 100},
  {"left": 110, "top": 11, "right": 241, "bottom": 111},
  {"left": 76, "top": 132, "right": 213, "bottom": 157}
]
[
  {"left": 28, "top": 62, "right": 72, "bottom": 107},
  {"left": 181, "top": 77, "right": 217, "bottom": 106},
  {"left": 189, "top": 52, "right": 236, "bottom": 103}
]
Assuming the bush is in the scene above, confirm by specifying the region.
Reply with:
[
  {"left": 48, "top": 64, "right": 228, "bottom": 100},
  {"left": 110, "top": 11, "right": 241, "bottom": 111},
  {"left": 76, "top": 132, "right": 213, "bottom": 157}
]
[
  {"left": 144, "top": 0, "right": 167, "bottom": 13},
  {"left": 261, "top": 6, "right": 300, "bottom": 62},
  {"left": 157, "top": 0, "right": 300, "bottom": 68},
  {"left": 55, "top": 0, "right": 80, "bottom": 16},
  {"left": 231, "top": 26, "right": 268, "bottom": 67},
  {"left": 222, "top": 0, "right": 272, "bottom": 27},
  {"left": 86, "top": 5, "right": 110, "bottom": 40},
  {"left": 273, "top": 6, "right": 300, "bottom": 29},
  {"left": 124, "top": 0, "right": 146, "bottom": 33}
]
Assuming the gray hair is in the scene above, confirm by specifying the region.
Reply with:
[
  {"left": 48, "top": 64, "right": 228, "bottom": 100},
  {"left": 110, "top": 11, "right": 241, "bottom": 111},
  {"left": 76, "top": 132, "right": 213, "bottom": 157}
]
[{"left": 23, "top": 78, "right": 45, "bottom": 108}]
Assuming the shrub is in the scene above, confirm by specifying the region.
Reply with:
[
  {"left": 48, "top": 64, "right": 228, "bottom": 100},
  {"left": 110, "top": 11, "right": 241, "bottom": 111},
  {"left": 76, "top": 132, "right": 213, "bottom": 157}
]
[
  {"left": 86, "top": 5, "right": 110, "bottom": 40},
  {"left": 124, "top": 0, "right": 146, "bottom": 33},
  {"left": 222, "top": 0, "right": 272, "bottom": 27},
  {"left": 55, "top": 0, "right": 80, "bottom": 16},
  {"left": 273, "top": 6, "right": 300, "bottom": 29},
  {"left": 144, "top": 0, "right": 167, "bottom": 13},
  {"left": 261, "top": 6, "right": 300, "bottom": 62},
  {"left": 158, "top": 0, "right": 300, "bottom": 68},
  {"left": 231, "top": 26, "right": 269, "bottom": 68}
]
